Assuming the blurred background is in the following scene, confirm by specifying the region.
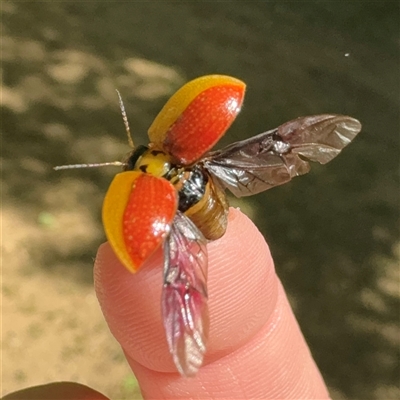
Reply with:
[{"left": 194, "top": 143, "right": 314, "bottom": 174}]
[{"left": 2, "top": 2, "right": 399, "bottom": 399}]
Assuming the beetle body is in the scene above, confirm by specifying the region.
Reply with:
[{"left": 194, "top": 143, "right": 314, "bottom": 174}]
[{"left": 124, "top": 146, "right": 229, "bottom": 241}]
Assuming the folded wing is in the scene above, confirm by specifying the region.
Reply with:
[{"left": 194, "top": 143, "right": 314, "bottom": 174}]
[{"left": 162, "top": 211, "right": 209, "bottom": 376}]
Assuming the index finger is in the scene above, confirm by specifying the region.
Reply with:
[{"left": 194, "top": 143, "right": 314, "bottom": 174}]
[{"left": 94, "top": 208, "right": 329, "bottom": 399}]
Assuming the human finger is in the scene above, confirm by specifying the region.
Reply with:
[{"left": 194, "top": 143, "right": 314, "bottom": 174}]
[{"left": 94, "top": 208, "right": 329, "bottom": 399}]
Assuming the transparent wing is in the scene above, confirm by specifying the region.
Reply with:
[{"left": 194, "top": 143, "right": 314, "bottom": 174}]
[
  {"left": 277, "top": 114, "right": 362, "bottom": 162},
  {"left": 204, "top": 114, "right": 361, "bottom": 197},
  {"left": 162, "top": 211, "right": 209, "bottom": 376}
]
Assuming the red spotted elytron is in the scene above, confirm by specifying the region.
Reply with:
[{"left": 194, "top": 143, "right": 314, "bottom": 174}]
[{"left": 55, "top": 75, "right": 361, "bottom": 376}]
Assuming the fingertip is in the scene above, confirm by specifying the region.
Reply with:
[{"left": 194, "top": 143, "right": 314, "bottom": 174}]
[{"left": 94, "top": 208, "right": 277, "bottom": 371}]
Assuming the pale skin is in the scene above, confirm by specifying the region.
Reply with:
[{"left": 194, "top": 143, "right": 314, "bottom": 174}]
[{"left": 4, "top": 208, "right": 330, "bottom": 400}]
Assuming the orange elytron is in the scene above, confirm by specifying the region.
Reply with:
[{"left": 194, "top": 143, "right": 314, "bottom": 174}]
[{"left": 55, "top": 75, "right": 362, "bottom": 377}]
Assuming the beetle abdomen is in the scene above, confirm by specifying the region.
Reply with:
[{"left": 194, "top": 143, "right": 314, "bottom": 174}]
[{"left": 183, "top": 173, "right": 229, "bottom": 241}]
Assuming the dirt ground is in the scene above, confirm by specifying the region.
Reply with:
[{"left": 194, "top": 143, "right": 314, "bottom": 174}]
[{"left": 2, "top": 2, "right": 399, "bottom": 400}]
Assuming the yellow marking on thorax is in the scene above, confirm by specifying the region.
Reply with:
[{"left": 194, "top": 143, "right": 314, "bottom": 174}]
[{"left": 135, "top": 151, "right": 172, "bottom": 177}]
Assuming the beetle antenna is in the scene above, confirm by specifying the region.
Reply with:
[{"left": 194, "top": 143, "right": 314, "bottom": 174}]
[
  {"left": 54, "top": 91, "right": 133, "bottom": 172},
  {"left": 53, "top": 161, "right": 126, "bottom": 171},
  {"left": 116, "top": 89, "right": 135, "bottom": 148}
]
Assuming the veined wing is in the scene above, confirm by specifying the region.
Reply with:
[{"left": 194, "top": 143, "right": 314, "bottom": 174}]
[
  {"left": 204, "top": 114, "right": 361, "bottom": 197},
  {"left": 162, "top": 211, "right": 209, "bottom": 377}
]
